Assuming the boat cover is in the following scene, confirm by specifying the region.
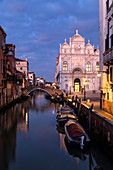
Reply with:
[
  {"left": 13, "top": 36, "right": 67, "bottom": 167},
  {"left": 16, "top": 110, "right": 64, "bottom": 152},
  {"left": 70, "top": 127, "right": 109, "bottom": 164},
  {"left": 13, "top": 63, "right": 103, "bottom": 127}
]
[{"left": 66, "top": 123, "right": 85, "bottom": 139}]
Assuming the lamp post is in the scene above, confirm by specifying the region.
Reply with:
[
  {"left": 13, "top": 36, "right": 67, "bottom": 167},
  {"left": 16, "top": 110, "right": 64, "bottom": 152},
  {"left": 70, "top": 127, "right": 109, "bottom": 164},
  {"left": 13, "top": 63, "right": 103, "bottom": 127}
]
[
  {"left": 69, "top": 81, "right": 72, "bottom": 95},
  {"left": 83, "top": 77, "right": 87, "bottom": 101}
]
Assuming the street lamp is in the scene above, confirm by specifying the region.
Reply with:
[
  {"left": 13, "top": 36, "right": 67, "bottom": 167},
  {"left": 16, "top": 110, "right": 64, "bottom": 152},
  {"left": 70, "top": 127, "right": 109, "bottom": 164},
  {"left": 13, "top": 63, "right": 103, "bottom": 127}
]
[
  {"left": 97, "top": 70, "right": 109, "bottom": 77},
  {"left": 83, "top": 77, "right": 87, "bottom": 101},
  {"left": 69, "top": 81, "right": 72, "bottom": 95}
]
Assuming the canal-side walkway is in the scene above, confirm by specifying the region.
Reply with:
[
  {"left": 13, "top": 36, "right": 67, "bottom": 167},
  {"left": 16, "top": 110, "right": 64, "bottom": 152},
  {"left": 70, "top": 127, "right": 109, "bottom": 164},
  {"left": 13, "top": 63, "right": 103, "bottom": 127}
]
[
  {"left": 73, "top": 92, "right": 113, "bottom": 122},
  {"left": 85, "top": 101, "right": 113, "bottom": 122}
]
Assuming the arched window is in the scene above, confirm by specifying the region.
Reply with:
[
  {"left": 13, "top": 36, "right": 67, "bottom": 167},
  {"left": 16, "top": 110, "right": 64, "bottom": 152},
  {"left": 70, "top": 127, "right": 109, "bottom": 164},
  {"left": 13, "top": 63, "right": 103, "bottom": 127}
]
[
  {"left": 64, "top": 49, "right": 66, "bottom": 53},
  {"left": 96, "top": 62, "right": 99, "bottom": 71},
  {"left": 87, "top": 49, "right": 90, "bottom": 54},
  {"left": 63, "top": 61, "right": 68, "bottom": 71},
  {"left": 86, "top": 61, "right": 91, "bottom": 72}
]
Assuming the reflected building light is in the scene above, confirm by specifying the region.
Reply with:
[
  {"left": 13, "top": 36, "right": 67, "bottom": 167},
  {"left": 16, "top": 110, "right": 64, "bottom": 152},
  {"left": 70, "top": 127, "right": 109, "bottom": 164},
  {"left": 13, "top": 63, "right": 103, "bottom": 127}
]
[
  {"left": 22, "top": 108, "right": 25, "bottom": 117},
  {"left": 26, "top": 113, "right": 28, "bottom": 124},
  {"left": 75, "top": 157, "right": 80, "bottom": 165},
  {"left": 59, "top": 133, "right": 67, "bottom": 153},
  {"left": 52, "top": 110, "right": 55, "bottom": 114}
]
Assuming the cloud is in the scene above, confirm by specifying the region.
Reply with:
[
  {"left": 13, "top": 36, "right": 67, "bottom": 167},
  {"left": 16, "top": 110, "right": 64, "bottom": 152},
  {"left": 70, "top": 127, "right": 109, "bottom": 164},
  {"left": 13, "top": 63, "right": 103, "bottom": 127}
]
[{"left": 0, "top": 0, "right": 99, "bottom": 81}]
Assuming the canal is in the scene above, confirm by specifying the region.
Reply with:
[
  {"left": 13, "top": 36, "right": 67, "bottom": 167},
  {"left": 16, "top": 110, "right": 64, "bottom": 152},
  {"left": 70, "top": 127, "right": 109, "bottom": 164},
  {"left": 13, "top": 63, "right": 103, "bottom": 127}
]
[{"left": 0, "top": 91, "right": 113, "bottom": 170}]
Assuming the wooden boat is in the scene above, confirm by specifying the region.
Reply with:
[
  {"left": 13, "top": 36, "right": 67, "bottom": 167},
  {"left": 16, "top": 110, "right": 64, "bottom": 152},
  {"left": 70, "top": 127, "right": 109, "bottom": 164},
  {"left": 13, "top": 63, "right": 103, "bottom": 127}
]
[
  {"left": 45, "top": 93, "right": 51, "bottom": 99},
  {"left": 57, "top": 114, "right": 78, "bottom": 126},
  {"left": 64, "top": 120, "right": 90, "bottom": 149},
  {"left": 57, "top": 106, "right": 75, "bottom": 118},
  {"left": 56, "top": 106, "right": 77, "bottom": 126},
  {"left": 51, "top": 96, "right": 64, "bottom": 104}
]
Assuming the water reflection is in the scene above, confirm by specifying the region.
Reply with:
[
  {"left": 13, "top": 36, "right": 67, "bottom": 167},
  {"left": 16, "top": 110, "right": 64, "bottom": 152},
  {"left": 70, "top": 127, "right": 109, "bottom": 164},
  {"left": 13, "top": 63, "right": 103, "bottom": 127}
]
[
  {"left": 64, "top": 137, "right": 88, "bottom": 161},
  {"left": 0, "top": 99, "right": 30, "bottom": 170},
  {"left": 29, "top": 91, "right": 57, "bottom": 113},
  {"left": 0, "top": 91, "right": 113, "bottom": 170}
]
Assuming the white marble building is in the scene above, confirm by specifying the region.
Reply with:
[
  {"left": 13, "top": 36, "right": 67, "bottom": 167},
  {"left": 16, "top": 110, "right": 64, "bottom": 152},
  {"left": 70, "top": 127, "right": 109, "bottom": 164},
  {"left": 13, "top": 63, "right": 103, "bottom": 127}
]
[{"left": 54, "top": 30, "right": 100, "bottom": 93}]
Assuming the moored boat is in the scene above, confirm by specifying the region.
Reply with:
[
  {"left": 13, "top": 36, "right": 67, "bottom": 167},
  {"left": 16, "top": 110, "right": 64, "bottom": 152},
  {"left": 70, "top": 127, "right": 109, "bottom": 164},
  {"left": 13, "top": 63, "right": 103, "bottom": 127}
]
[
  {"left": 51, "top": 96, "right": 64, "bottom": 104},
  {"left": 45, "top": 93, "right": 51, "bottom": 99},
  {"left": 64, "top": 120, "right": 90, "bottom": 149},
  {"left": 57, "top": 106, "right": 75, "bottom": 118},
  {"left": 57, "top": 114, "right": 78, "bottom": 126}
]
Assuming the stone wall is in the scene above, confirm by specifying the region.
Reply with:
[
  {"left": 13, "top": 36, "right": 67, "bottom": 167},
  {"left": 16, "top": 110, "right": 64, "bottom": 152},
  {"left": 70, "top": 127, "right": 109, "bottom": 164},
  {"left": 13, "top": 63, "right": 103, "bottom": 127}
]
[
  {"left": 68, "top": 99, "right": 113, "bottom": 159},
  {"left": 79, "top": 103, "right": 113, "bottom": 144}
]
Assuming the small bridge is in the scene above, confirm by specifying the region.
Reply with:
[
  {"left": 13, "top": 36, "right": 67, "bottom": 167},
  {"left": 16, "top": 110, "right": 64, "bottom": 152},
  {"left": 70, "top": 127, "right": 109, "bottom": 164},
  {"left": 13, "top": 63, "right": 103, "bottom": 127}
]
[{"left": 23, "top": 86, "right": 63, "bottom": 97}]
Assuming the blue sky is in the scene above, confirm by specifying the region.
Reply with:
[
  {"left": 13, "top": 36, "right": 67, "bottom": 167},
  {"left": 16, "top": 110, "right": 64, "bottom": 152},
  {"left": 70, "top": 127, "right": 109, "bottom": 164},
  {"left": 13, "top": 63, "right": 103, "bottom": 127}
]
[{"left": 0, "top": 0, "right": 99, "bottom": 81}]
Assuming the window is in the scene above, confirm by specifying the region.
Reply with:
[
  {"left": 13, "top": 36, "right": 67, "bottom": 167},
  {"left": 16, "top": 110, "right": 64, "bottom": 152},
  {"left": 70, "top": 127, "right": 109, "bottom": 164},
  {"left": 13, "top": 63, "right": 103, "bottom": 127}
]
[
  {"left": 64, "top": 49, "right": 66, "bottom": 53},
  {"left": 106, "top": 0, "right": 109, "bottom": 12},
  {"left": 1, "top": 59, "right": 3, "bottom": 73},
  {"left": 31, "top": 76, "right": 32, "bottom": 78},
  {"left": 20, "top": 67, "right": 22, "bottom": 70},
  {"left": 111, "top": 34, "right": 113, "bottom": 48},
  {"left": 88, "top": 50, "right": 90, "bottom": 54},
  {"left": 96, "top": 62, "right": 99, "bottom": 71},
  {"left": 16, "top": 62, "right": 20, "bottom": 65},
  {"left": 110, "top": 67, "right": 113, "bottom": 82},
  {"left": 86, "top": 61, "right": 91, "bottom": 72},
  {"left": 63, "top": 61, "right": 68, "bottom": 71},
  {"left": 107, "top": 92, "right": 109, "bottom": 100}
]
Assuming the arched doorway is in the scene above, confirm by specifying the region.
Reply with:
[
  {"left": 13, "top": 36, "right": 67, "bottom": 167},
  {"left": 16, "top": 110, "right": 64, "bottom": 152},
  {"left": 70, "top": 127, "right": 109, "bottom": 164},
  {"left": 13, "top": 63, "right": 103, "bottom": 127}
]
[{"left": 74, "top": 78, "right": 80, "bottom": 92}]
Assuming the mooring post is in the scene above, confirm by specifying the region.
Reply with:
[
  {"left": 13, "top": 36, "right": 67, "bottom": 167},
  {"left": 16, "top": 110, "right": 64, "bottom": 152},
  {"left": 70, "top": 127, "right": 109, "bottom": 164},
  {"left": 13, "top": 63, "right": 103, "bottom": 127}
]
[
  {"left": 75, "top": 95, "right": 77, "bottom": 107},
  {"left": 78, "top": 98, "right": 82, "bottom": 118},
  {"left": 89, "top": 104, "right": 93, "bottom": 136}
]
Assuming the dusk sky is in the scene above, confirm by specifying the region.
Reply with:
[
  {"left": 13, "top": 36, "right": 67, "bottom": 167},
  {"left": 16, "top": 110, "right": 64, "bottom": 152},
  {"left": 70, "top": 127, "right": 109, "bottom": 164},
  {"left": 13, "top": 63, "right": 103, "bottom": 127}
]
[{"left": 0, "top": 0, "right": 99, "bottom": 82}]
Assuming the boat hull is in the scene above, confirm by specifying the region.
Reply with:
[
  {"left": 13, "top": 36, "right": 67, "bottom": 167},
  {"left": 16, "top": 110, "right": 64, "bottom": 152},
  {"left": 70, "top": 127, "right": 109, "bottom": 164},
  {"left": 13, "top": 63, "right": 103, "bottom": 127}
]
[
  {"left": 57, "top": 117, "right": 77, "bottom": 126},
  {"left": 64, "top": 120, "right": 90, "bottom": 148}
]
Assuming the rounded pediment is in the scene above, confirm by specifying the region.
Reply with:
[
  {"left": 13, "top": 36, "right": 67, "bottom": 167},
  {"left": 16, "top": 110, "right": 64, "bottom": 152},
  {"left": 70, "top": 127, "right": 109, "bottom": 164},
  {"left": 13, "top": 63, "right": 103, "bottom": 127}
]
[
  {"left": 71, "top": 30, "right": 84, "bottom": 42},
  {"left": 85, "top": 40, "right": 94, "bottom": 49},
  {"left": 61, "top": 38, "right": 69, "bottom": 48}
]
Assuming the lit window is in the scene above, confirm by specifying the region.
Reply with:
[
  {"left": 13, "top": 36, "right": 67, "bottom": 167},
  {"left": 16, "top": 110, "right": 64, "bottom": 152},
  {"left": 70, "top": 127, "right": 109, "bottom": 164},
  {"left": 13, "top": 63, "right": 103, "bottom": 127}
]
[
  {"left": 86, "top": 61, "right": 91, "bottom": 72},
  {"left": 96, "top": 62, "right": 99, "bottom": 71},
  {"left": 63, "top": 61, "right": 68, "bottom": 71}
]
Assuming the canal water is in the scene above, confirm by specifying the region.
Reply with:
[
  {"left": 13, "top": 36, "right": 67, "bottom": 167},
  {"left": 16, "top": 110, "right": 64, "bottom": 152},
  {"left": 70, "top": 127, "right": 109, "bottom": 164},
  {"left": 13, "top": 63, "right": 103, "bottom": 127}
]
[{"left": 0, "top": 91, "right": 113, "bottom": 170}]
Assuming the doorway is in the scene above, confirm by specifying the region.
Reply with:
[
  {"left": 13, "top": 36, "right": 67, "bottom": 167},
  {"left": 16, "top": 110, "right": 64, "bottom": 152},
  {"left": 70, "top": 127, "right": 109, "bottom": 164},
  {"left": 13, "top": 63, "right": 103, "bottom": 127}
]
[{"left": 74, "top": 78, "right": 80, "bottom": 92}]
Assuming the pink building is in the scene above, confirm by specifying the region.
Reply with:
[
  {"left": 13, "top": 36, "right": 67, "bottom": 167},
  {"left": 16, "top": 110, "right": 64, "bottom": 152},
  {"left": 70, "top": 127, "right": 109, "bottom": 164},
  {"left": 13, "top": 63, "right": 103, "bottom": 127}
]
[{"left": 16, "top": 57, "right": 29, "bottom": 87}]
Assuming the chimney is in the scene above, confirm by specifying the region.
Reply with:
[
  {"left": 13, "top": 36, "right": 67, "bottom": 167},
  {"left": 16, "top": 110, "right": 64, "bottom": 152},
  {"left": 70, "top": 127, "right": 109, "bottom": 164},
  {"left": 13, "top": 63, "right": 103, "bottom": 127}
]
[{"left": 26, "top": 56, "right": 28, "bottom": 61}]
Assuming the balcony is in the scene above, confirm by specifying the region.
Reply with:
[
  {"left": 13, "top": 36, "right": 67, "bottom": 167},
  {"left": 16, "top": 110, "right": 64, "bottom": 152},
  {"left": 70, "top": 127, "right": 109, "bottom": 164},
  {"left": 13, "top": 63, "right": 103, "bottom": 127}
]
[
  {"left": 103, "top": 46, "right": 113, "bottom": 64},
  {"left": 107, "top": 2, "right": 113, "bottom": 21},
  {"left": 107, "top": 2, "right": 113, "bottom": 14}
]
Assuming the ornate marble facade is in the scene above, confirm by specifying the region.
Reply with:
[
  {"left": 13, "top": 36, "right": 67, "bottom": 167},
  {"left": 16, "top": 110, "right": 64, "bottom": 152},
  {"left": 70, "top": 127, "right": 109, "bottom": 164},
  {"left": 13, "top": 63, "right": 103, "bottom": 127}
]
[{"left": 54, "top": 30, "right": 100, "bottom": 93}]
